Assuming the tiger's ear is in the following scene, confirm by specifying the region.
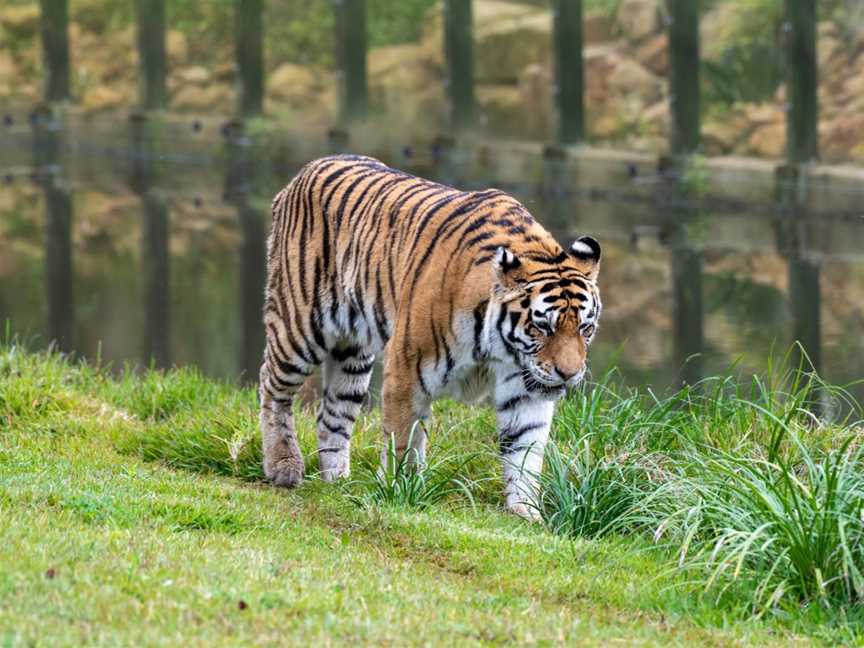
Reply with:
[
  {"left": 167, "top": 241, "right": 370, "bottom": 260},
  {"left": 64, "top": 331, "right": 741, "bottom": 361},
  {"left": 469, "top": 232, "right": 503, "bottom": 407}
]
[
  {"left": 569, "top": 235, "right": 601, "bottom": 281},
  {"left": 493, "top": 246, "right": 524, "bottom": 287}
]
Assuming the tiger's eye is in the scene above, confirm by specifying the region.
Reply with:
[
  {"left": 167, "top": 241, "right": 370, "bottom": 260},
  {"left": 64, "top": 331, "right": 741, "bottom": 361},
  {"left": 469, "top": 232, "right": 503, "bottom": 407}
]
[{"left": 581, "top": 324, "right": 595, "bottom": 338}]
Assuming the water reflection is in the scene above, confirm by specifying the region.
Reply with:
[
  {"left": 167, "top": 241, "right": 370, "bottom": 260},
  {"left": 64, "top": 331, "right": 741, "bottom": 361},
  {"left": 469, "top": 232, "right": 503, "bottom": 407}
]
[
  {"left": 130, "top": 113, "right": 171, "bottom": 369},
  {"left": 2, "top": 116, "right": 861, "bottom": 403},
  {"left": 33, "top": 106, "right": 74, "bottom": 353},
  {"left": 141, "top": 191, "right": 171, "bottom": 369},
  {"left": 224, "top": 121, "right": 266, "bottom": 383},
  {"left": 669, "top": 223, "right": 704, "bottom": 387},
  {"left": 775, "top": 166, "right": 821, "bottom": 376}
]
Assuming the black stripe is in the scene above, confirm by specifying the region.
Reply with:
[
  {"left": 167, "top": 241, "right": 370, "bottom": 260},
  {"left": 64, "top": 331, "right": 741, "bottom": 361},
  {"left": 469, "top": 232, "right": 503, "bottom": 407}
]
[
  {"left": 267, "top": 392, "right": 294, "bottom": 405},
  {"left": 331, "top": 345, "right": 361, "bottom": 362},
  {"left": 310, "top": 259, "right": 327, "bottom": 350},
  {"left": 341, "top": 362, "right": 374, "bottom": 375},
  {"left": 267, "top": 321, "right": 313, "bottom": 368},
  {"left": 416, "top": 357, "right": 430, "bottom": 396},
  {"left": 321, "top": 420, "right": 350, "bottom": 438},
  {"left": 324, "top": 403, "right": 358, "bottom": 423},
  {"left": 499, "top": 422, "right": 546, "bottom": 453},
  {"left": 497, "top": 394, "right": 530, "bottom": 412},
  {"left": 373, "top": 273, "right": 390, "bottom": 343},
  {"left": 335, "top": 390, "right": 366, "bottom": 404},
  {"left": 333, "top": 169, "right": 379, "bottom": 230},
  {"left": 472, "top": 299, "right": 488, "bottom": 360}
]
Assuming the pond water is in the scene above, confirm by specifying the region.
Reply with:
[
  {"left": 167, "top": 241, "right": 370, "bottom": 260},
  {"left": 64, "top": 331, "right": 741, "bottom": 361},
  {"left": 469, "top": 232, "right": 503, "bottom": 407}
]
[{"left": 2, "top": 110, "right": 863, "bottom": 407}]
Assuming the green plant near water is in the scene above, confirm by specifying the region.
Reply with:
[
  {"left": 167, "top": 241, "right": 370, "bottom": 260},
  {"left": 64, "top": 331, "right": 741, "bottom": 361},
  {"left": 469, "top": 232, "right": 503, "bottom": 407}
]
[
  {"left": 532, "top": 358, "right": 864, "bottom": 615},
  {"left": 658, "top": 435, "right": 864, "bottom": 612}
]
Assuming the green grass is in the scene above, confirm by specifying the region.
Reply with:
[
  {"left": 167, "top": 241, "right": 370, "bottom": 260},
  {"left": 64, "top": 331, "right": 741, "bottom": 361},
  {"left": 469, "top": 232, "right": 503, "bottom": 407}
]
[
  {"left": 534, "top": 364, "right": 864, "bottom": 622},
  {"left": 1, "top": 343, "right": 863, "bottom": 645}
]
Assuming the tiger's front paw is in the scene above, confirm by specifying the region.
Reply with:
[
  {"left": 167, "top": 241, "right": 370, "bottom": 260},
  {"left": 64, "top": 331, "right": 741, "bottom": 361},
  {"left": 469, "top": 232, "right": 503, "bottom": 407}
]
[
  {"left": 317, "top": 445, "right": 351, "bottom": 482},
  {"left": 264, "top": 457, "right": 305, "bottom": 488},
  {"left": 319, "top": 457, "right": 350, "bottom": 482},
  {"left": 505, "top": 496, "right": 542, "bottom": 522}
]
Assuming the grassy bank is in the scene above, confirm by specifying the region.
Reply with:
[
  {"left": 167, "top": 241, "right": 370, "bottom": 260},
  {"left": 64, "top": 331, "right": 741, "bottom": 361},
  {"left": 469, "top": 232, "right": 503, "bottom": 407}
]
[{"left": 1, "top": 343, "right": 862, "bottom": 645}]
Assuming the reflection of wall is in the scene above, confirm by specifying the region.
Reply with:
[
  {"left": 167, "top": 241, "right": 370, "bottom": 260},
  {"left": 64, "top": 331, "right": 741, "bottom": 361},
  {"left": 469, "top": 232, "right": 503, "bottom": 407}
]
[
  {"left": 788, "top": 256, "right": 821, "bottom": 375},
  {"left": 131, "top": 114, "right": 172, "bottom": 369}
]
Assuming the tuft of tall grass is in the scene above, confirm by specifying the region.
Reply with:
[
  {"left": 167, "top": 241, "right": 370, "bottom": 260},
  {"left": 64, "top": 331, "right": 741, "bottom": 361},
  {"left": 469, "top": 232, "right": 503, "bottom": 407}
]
[
  {"left": 344, "top": 433, "right": 479, "bottom": 511},
  {"left": 654, "top": 435, "right": 864, "bottom": 613},
  {"left": 534, "top": 438, "right": 666, "bottom": 538},
  {"left": 115, "top": 393, "right": 266, "bottom": 481},
  {"left": 100, "top": 365, "right": 230, "bottom": 421},
  {"left": 0, "top": 344, "right": 87, "bottom": 427},
  {"left": 555, "top": 355, "right": 861, "bottom": 457},
  {"left": 542, "top": 357, "right": 864, "bottom": 614}
]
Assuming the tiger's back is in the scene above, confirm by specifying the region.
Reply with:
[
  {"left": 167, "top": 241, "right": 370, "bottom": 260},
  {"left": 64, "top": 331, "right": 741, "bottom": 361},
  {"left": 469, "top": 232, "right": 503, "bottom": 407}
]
[
  {"left": 265, "top": 154, "right": 550, "bottom": 354},
  {"left": 260, "top": 155, "right": 603, "bottom": 518}
]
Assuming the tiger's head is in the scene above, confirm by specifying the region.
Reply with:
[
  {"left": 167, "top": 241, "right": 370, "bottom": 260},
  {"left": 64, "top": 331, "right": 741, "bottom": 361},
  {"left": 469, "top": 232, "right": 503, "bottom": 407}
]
[{"left": 490, "top": 236, "right": 602, "bottom": 395}]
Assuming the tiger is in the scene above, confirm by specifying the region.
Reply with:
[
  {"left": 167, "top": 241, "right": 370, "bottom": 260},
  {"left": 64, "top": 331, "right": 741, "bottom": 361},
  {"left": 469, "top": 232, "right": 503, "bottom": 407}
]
[{"left": 259, "top": 154, "right": 602, "bottom": 518}]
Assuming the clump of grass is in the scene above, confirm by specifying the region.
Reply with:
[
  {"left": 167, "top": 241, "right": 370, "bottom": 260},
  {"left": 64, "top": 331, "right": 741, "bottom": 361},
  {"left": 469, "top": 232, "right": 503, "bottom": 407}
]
[
  {"left": 543, "top": 356, "right": 864, "bottom": 615},
  {"left": 345, "top": 432, "right": 479, "bottom": 511},
  {"left": 534, "top": 438, "right": 667, "bottom": 538},
  {"left": 115, "top": 393, "right": 266, "bottom": 481},
  {"left": 55, "top": 492, "right": 127, "bottom": 527},
  {"left": 101, "top": 365, "right": 230, "bottom": 421},
  {"left": 655, "top": 434, "right": 864, "bottom": 613},
  {"left": 0, "top": 344, "right": 87, "bottom": 427}
]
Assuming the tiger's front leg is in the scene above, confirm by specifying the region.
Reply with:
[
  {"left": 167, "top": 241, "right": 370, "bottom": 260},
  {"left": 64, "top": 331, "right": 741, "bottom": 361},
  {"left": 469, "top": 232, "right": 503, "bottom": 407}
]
[
  {"left": 494, "top": 369, "right": 555, "bottom": 520},
  {"left": 380, "top": 347, "right": 432, "bottom": 471},
  {"left": 316, "top": 347, "right": 375, "bottom": 481}
]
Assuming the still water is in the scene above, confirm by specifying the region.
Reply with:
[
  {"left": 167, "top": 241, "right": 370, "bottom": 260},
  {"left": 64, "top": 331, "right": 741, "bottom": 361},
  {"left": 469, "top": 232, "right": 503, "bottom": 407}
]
[{"left": 2, "top": 110, "right": 863, "bottom": 404}]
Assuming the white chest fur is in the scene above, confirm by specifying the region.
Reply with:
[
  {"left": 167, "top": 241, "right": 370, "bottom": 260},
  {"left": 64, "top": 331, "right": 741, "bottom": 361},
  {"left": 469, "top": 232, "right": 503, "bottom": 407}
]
[{"left": 441, "top": 363, "right": 492, "bottom": 404}]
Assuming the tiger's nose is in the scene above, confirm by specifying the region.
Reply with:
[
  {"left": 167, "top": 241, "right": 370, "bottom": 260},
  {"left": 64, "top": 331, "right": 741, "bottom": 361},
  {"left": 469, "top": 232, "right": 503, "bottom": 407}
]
[{"left": 555, "top": 367, "right": 577, "bottom": 382}]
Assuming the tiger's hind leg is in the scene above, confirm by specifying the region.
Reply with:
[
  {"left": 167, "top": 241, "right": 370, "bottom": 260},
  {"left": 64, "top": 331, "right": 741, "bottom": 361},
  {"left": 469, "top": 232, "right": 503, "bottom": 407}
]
[
  {"left": 259, "top": 342, "right": 316, "bottom": 488},
  {"left": 317, "top": 345, "right": 374, "bottom": 481}
]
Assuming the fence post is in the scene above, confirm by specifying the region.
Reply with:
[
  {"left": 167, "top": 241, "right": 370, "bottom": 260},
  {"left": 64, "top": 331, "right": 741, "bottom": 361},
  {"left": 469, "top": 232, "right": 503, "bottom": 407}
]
[
  {"left": 444, "top": 0, "right": 475, "bottom": 131},
  {"left": 135, "top": 0, "right": 167, "bottom": 110},
  {"left": 667, "top": 0, "right": 700, "bottom": 156},
  {"left": 784, "top": 0, "right": 818, "bottom": 164},
  {"left": 32, "top": 105, "right": 74, "bottom": 351},
  {"left": 38, "top": 0, "right": 71, "bottom": 103},
  {"left": 553, "top": 0, "right": 584, "bottom": 145},
  {"left": 235, "top": 0, "right": 264, "bottom": 118},
  {"left": 334, "top": 0, "right": 368, "bottom": 124},
  {"left": 129, "top": 113, "right": 171, "bottom": 368}
]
